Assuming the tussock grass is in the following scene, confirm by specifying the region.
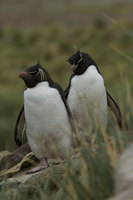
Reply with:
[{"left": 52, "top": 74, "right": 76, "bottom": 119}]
[{"left": 1, "top": 88, "right": 133, "bottom": 199}]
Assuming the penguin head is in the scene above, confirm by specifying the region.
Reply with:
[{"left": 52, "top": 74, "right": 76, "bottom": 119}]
[
  {"left": 67, "top": 50, "right": 98, "bottom": 75},
  {"left": 19, "top": 63, "right": 50, "bottom": 88}
]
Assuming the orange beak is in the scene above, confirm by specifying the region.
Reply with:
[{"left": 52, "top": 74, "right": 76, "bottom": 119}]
[
  {"left": 19, "top": 72, "right": 29, "bottom": 80},
  {"left": 70, "top": 64, "right": 77, "bottom": 71}
]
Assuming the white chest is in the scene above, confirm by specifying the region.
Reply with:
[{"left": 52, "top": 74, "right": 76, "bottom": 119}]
[
  {"left": 24, "top": 82, "right": 71, "bottom": 159},
  {"left": 67, "top": 65, "right": 108, "bottom": 132}
]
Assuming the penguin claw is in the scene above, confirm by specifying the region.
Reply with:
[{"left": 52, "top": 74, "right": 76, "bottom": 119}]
[
  {"left": 71, "top": 151, "right": 78, "bottom": 159},
  {"left": 27, "top": 158, "right": 49, "bottom": 174},
  {"left": 27, "top": 164, "right": 49, "bottom": 174}
]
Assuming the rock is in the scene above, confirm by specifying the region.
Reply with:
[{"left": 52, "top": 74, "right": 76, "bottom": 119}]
[
  {"left": 0, "top": 174, "right": 32, "bottom": 189},
  {"left": 107, "top": 143, "right": 133, "bottom": 200},
  {"left": 108, "top": 187, "right": 133, "bottom": 200},
  {"left": 18, "top": 164, "right": 64, "bottom": 196},
  {"left": 0, "top": 151, "right": 11, "bottom": 161},
  {"left": 0, "top": 151, "right": 81, "bottom": 199},
  {"left": 0, "top": 152, "right": 38, "bottom": 180},
  {"left": 0, "top": 143, "right": 31, "bottom": 171}
]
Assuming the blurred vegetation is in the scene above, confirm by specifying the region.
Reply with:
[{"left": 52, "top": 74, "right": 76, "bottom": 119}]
[
  {"left": 0, "top": 20, "right": 132, "bottom": 150},
  {"left": 0, "top": 0, "right": 132, "bottom": 152}
]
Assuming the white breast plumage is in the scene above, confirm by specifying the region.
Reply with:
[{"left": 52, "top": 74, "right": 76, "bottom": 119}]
[
  {"left": 24, "top": 82, "right": 71, "bottom": 159},
  {"left": 67, "top": 65, "right": 108, "bottom": 135}
]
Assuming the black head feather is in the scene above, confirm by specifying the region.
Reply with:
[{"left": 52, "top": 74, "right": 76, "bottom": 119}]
[
  {"left": 67, "top": 51, "right": 82, "bottom": 65},
  {"left": 26, "top": 63, "right": 42, "bottom": 74},
  {"left": 19, "top": 63, "right": 53, "bottom": 88}
]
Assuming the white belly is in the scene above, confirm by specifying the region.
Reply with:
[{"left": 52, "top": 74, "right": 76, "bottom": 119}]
[
  {"left": 67, "top": 65, "right": 108, "bottom": 135},
  {"left": 24, "top": 82, "right": 71, "bottom": 159}
]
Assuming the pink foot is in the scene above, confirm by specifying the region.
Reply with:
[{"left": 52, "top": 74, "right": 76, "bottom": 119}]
[
  {"left": 71, "top": 151, "right": 78, "bottom": 159},
  {"left": 27, "top": 158, "right": 49, "bottom": 174}
]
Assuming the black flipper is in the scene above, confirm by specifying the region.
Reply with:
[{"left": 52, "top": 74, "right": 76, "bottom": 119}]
[
  {"left": 107, "top": 91, "right": 122, "bottom": 129},
  {"left": 64, "top": 74, "right": 75, "bottom": 99},
  {"left": 51, "top": 82, "right": 80, "bottom": 146},
  {"left": 15, "top": 105, "right": 26, "bottom": 146}
]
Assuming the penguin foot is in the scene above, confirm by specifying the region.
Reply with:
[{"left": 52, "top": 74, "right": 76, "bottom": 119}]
[
  {"left": 71, "top": 151, "right": 78, "bottom": 159},
  {"left": 27, "top": 158, "right": 49, "bottom": 174}
]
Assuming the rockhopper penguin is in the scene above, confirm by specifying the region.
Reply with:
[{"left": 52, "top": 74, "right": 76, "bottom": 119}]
[
  {"left": 16, "top": 63, "right": 76, "bottom": 173},
  {"left": 65, "top": 51, "right": 122, "bottom": 136}
]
